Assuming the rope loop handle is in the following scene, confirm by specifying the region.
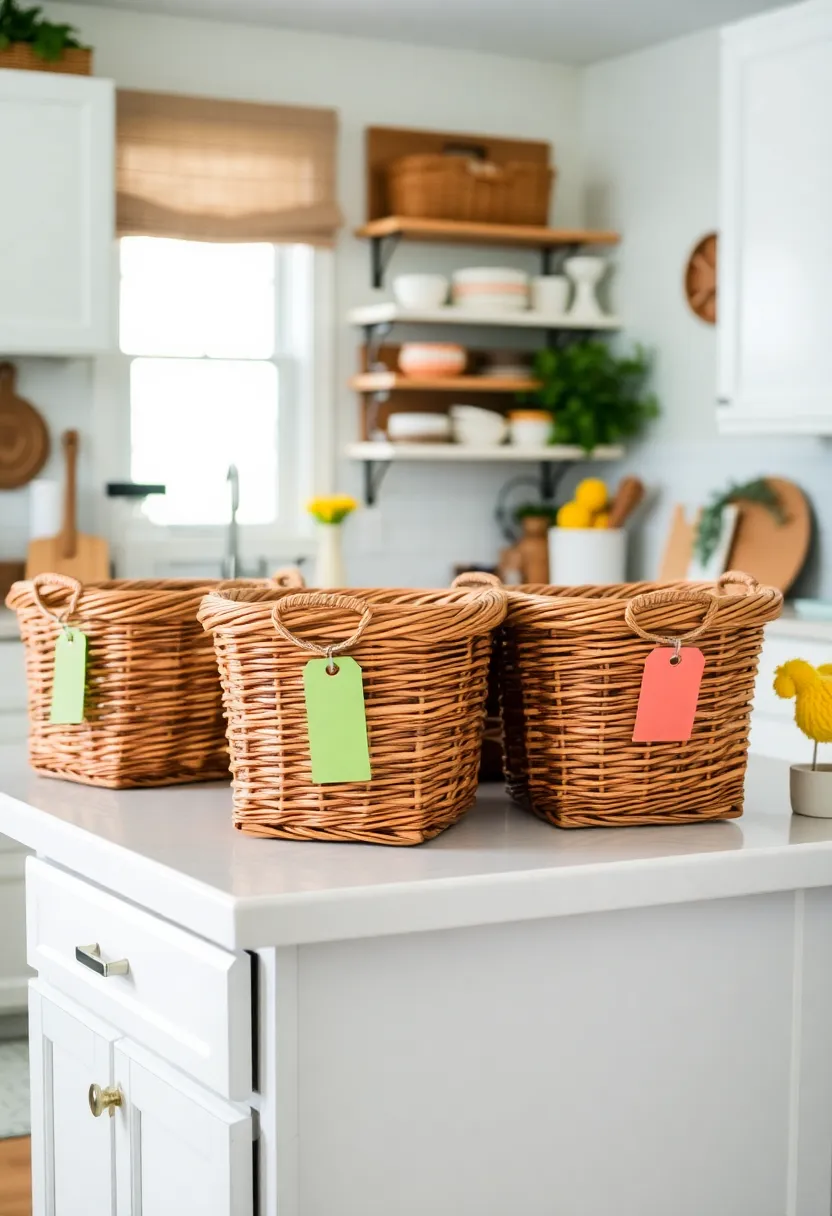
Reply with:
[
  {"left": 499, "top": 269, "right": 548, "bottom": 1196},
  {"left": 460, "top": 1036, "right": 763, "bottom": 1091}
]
[
  {"left": 272, "top": 593, "right": 373, "bottom": 670},
  {"left": 625, "top": 587, "right": 719, "bottom": 647},
  {"left": 451, "top": 571, "right": 502, "bottom": 590},
  {"left": 271, "top": 566, "right": 306, "bottom": 590},
  {"left": 31, "top": 573, "right": 83, "bottom": 631},
  {"left": 716, "top": 570, "right": 760, "bottom": 596}
]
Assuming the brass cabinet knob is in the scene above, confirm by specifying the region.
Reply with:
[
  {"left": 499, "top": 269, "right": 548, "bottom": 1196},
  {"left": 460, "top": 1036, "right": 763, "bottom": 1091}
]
[{"left": 88, "top": 1083, "right": 123, "bottom": 1118}]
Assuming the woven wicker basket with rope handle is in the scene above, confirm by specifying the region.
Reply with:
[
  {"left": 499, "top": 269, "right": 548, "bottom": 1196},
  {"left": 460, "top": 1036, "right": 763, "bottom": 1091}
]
[
  {"left": 6, "top": 569, "right": 306, "bottom": 789},
  {"left": 198, "top": 582, "right": 507, "bottom": 845},
  {"left": 489, "top": 571, "right": 782, "bottom": 827}
]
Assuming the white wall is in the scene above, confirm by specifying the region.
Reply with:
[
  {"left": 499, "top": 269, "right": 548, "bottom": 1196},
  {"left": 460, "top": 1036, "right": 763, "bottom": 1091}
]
[
  {"left": 583, "top": 27, "right": 832, "bottom": 595},
  {"left": 0, "top": 2, "right": 586, "bottom": 585}
]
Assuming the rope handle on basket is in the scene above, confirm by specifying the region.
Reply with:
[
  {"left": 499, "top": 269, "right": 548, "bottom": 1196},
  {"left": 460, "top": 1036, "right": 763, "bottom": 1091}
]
[
  {"left": 716, "top": 570, "right": 760, "bottom": 596},
  {"left": 271, "top": 566, "right": 306, "bottom": 589},
  {"left": 624, "top": 587, "right": 719, "bottom": 648},
  {"left": 272, "top": 593, "right": 373, "bottom": 673},
  {"left": 30, "top": 573, "right": 83, "bottom": 632},
  {"left": 451, "top": 572, "right": 502, "bottom": 590}
]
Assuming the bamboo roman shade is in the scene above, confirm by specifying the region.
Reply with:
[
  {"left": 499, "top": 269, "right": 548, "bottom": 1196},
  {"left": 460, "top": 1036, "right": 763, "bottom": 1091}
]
[{"left": 116, "top": 90, "right": 342, "bottom": 246}]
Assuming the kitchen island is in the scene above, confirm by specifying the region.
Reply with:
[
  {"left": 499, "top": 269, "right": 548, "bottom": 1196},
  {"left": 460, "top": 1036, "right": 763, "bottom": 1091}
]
[{"left": 1, "top": 744, "right": 831, "bottom": 1216}]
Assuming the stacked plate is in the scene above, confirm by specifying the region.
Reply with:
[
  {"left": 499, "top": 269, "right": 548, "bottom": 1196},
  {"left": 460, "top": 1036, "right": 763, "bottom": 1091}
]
[{"left": 451, "top": 268, "right": 529, "bottom": 312}]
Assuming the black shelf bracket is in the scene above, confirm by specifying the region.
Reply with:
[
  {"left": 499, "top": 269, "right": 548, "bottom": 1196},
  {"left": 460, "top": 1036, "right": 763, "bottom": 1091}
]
[
  {"left": 539, "top": 462, "right": 572, "bottom": 504},
  {"left": 362, "top": 459, "right": 392, "bottom": 507},
  {"left": 540, "top": 242, "right": 582, "bottom": 277},
  {"left": 370, "top": 234, "right": 402, "bottom": 289}
]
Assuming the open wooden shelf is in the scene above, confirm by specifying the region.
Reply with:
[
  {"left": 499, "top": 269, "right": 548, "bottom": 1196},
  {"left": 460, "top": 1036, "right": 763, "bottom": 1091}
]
[
  {"left": 355, "top": 216, "right": 620, "bottom": 248},
  {"left": 347, "top": 442, "right": 624, "bottom": 463},
  {"left": 347, "top": 302, "right": 621, "bottom": 331},
  {"left": 350, "top": 371, "right": 540, "bottom": 394}
]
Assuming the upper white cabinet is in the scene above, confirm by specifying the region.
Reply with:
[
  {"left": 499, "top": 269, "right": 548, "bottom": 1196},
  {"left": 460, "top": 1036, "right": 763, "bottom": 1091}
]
[
  {"left": 719, "top": 0, "right": 832, "bottom": 433},
  {"left": 0, "top": 69, "right": 114, "bottom": 356}
]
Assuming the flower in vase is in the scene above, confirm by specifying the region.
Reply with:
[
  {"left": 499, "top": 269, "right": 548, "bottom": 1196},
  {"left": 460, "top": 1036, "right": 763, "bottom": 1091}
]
[{"left": 307, "top": 495, "right": 358, "bottom": 525}]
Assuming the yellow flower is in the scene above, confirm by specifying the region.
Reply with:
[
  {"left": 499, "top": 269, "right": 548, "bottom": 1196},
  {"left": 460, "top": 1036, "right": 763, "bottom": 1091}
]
[{"left": 307, "top": 495, "right": 358, "bottom": 524}]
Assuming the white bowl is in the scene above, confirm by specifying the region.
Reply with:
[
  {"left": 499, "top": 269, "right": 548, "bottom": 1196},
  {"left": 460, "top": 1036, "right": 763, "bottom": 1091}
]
[
  {"left": 387, "top": 412, "right": 451, "bottom": 442},
  {"left": 531, "top": 275, "right": 570, "bottom": 315},
  {"left": 392, "top": 274, "right": 449, "bottom": 310},
  {"left": 450, "top": 405, "right": 507, "bottom": 447},
  {"left": 398, "top": 343, "right": 466, "bottom": 378}
]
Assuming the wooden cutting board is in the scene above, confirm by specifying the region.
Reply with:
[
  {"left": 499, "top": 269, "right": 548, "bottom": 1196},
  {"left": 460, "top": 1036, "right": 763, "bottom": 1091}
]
[
  {"left": 25, "top": 430, "right": 110, "bottom": 582},
  {"left": 0, "top": 361, "right": 49, "bottom": 489},
  {"left": 727, "top": 477, "right": 810, "bottom": 593}
]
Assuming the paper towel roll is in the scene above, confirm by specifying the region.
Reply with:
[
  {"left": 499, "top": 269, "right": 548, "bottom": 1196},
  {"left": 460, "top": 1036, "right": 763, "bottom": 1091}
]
[{"left": 29, "top": 478, "right": 61, "bottom": 540}]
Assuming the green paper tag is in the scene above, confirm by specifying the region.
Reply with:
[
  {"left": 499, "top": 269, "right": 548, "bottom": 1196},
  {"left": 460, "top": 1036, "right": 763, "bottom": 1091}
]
[
  {"left": 50, "top": 629, "right": 87, "bottom": 724},
  {"left": 303, "top": 656, "right": 371, "bottom": 784}
]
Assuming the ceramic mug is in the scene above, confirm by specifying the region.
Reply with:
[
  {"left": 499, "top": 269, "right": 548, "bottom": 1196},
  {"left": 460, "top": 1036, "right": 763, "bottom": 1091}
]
[{"left": 531, "top": 275, "right": 570, "bottom": 315}]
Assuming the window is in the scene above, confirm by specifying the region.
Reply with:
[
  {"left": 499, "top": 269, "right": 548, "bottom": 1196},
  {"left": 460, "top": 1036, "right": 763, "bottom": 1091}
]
[{"left": 120, "top": 237, "right": 284, "bottom": 527}]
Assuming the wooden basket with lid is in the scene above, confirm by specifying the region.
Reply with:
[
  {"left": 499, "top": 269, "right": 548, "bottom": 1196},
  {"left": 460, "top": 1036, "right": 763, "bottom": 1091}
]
[
  {"left": 197, "top": 583, "right": 507, "bottom": 846},
  {"left": 6, "top": 570, "right": 304, "bottom": 789},
  {"left": 459, "top": 572, "right": 782, "bottom": 828}
]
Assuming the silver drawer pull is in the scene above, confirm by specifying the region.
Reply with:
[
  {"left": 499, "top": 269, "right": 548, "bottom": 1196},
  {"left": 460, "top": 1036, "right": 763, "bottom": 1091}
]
[{"left": 75, "top": 943, "right": 130, "bottom": 978}]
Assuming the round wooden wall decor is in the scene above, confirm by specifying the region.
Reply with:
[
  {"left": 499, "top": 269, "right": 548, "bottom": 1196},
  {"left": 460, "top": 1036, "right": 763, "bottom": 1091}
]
[
  {"left": 684, "top": 232, "right": 717, "bottom": 324},
  {"left": 0, "top": 362, "right": 50, "bottom": 490}
]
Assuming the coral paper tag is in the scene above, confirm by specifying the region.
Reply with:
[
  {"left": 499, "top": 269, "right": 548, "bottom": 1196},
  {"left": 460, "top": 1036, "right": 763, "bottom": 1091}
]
[
  {"left": 50, "top": 629, "right": 87, "bottom": 724},
  {"left": 303, "top": 656, "right": 372, "bottom": 784},
  {"left": 632, "top": 647, "right": 705, "bottom": 743}
]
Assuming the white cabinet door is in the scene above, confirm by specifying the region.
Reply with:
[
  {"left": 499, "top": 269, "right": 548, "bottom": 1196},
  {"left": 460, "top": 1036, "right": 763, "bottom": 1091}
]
[
  {"left": 114, "top": 1040, "right": 253, "bottom": 1216},
  {"left": 29, "top": 980, "right": 119, "bottom": 1216},
  {"left": 0, "top": 69, "right": 114, "bottom": 355},
  {"left": 719, "top": 0, "right": 832, "bottom": 434}
]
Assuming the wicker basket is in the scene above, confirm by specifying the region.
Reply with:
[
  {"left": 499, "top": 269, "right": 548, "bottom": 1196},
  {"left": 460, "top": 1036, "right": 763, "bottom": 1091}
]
[
  {"left": 197, "top": 585, "right": 507, "bottom": 845},
  {"left": 387, "top": 154, "right": 554, "bottom": 226},
  {"left": 0, "top": 44, "right": 92, "bottom": 75},
  {"left": 5, "top": 572, "right": 302, "bottom": 790},
  {"left": 494, "top": 572, "right": 782, "bottom": 828}
]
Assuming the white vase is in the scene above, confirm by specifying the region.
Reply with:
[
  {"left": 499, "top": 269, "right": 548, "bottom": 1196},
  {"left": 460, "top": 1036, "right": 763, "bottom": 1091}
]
[
  {"left": 790, "top": 763, "right": 832, "bottom": 818},
  {"left": 564, "top": 256, "right": 607, "bottom": 324},
  {"left": 314, "top": 523, "right": 346, "bottom": 588}
]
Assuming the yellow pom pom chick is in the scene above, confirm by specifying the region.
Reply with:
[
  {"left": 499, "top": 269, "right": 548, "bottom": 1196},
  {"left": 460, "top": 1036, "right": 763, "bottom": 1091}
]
[
  {"left": 774, "top": 659, "right": 832, "bottom": 763},
  {"left": 574, "top": 478, "right": 608, "bottom": 513},
  {"left": 556, "top": 501, "right": 593, "bottom": 529}
]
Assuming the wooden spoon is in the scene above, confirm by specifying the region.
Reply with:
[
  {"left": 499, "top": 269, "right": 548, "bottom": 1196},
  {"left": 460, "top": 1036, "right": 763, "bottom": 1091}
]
[{"left": 608, "top": 476, "right": 646, "bottom": 529}]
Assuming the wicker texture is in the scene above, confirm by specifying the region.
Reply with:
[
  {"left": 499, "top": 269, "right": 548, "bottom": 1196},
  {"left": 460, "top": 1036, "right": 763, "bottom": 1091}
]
[
  {"left": 496, "top": 572, "right": 782, "bottom": 828},
  {"left": 0, "top": 44, "right": 92, "bottom": 74},
  {"left": 198, "top": 585, "right": 507, "bottom": 846},
  {"left": 387, "top": 154, "right": 554, "bottom": 226},
  {"left": 6, "top": 573, "right": 281, "bottom": 790}
]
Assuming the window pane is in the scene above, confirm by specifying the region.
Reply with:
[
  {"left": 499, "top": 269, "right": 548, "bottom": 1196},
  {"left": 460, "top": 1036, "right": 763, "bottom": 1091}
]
[
  {"left": 120, "top": 238, "right": 275, "bottom": 359},
  {"left": 130, "top": 358, "right": 279, "bottom": 525}
]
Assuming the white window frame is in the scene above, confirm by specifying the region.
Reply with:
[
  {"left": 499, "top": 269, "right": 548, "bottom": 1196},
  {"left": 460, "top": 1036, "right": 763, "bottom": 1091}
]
[{"left": 92, "top": 241, "right": 335, "bottom": 579}]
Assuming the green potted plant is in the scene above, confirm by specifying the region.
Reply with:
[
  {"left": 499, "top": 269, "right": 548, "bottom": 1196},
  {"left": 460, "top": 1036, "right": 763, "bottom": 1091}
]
[
  {"left": 0, "top": 0, "right": 90, "bottom": 74},
  {"left": 515, "top": 341, "right": 659, "bottom": 453}
]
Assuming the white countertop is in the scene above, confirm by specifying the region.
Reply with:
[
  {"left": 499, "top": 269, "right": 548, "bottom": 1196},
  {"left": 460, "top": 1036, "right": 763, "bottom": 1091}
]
[{"left": 1, "top": 746, "right": 831, "bottom": 951}]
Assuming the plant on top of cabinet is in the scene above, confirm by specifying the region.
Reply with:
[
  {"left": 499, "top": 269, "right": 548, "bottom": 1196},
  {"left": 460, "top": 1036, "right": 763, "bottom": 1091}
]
[
  {"left": 0, "top": 0, "right": 90, "bottom": 73},
  {"left": 516, "top": 341, "right": 658, "bottom": 453}
]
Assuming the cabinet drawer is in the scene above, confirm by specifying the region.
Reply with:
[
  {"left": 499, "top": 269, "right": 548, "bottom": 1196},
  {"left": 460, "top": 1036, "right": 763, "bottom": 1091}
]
[{"left": 26, "top": 858, "right": 252, "bottom": 1100}]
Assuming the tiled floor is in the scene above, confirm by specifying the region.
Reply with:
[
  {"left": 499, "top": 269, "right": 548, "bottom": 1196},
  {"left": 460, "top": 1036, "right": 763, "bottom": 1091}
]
[{"left": 0, "top": 1040, "right": 29, "bottom": 1140}]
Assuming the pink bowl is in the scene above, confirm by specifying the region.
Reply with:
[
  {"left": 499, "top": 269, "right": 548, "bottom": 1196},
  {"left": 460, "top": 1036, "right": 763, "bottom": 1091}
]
[{"left": 398, "top": 343, "right": 467, "bottom": 379}]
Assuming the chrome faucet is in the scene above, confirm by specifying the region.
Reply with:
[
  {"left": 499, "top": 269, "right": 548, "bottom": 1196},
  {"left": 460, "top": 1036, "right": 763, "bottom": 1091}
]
[{"left": 224, "top": 464, "right": 240, "bottom": 580}]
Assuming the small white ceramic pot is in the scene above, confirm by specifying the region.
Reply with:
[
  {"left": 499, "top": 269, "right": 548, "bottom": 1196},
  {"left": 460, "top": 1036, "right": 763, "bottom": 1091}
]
[
  {"left": 508, "top": 410, "right": 552, "bottom": 448},
  {"left": 549, "top": 527, "right": 627, "bottom": 586},
  {"left": 790, "top": 763, "right": 832, "bottom": 818},
  {"left": 530, "top": 275, "right": 570, "bottom": 315},
  {"left": 564, "top": 256, "right": 608, "bottom": 323}
]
